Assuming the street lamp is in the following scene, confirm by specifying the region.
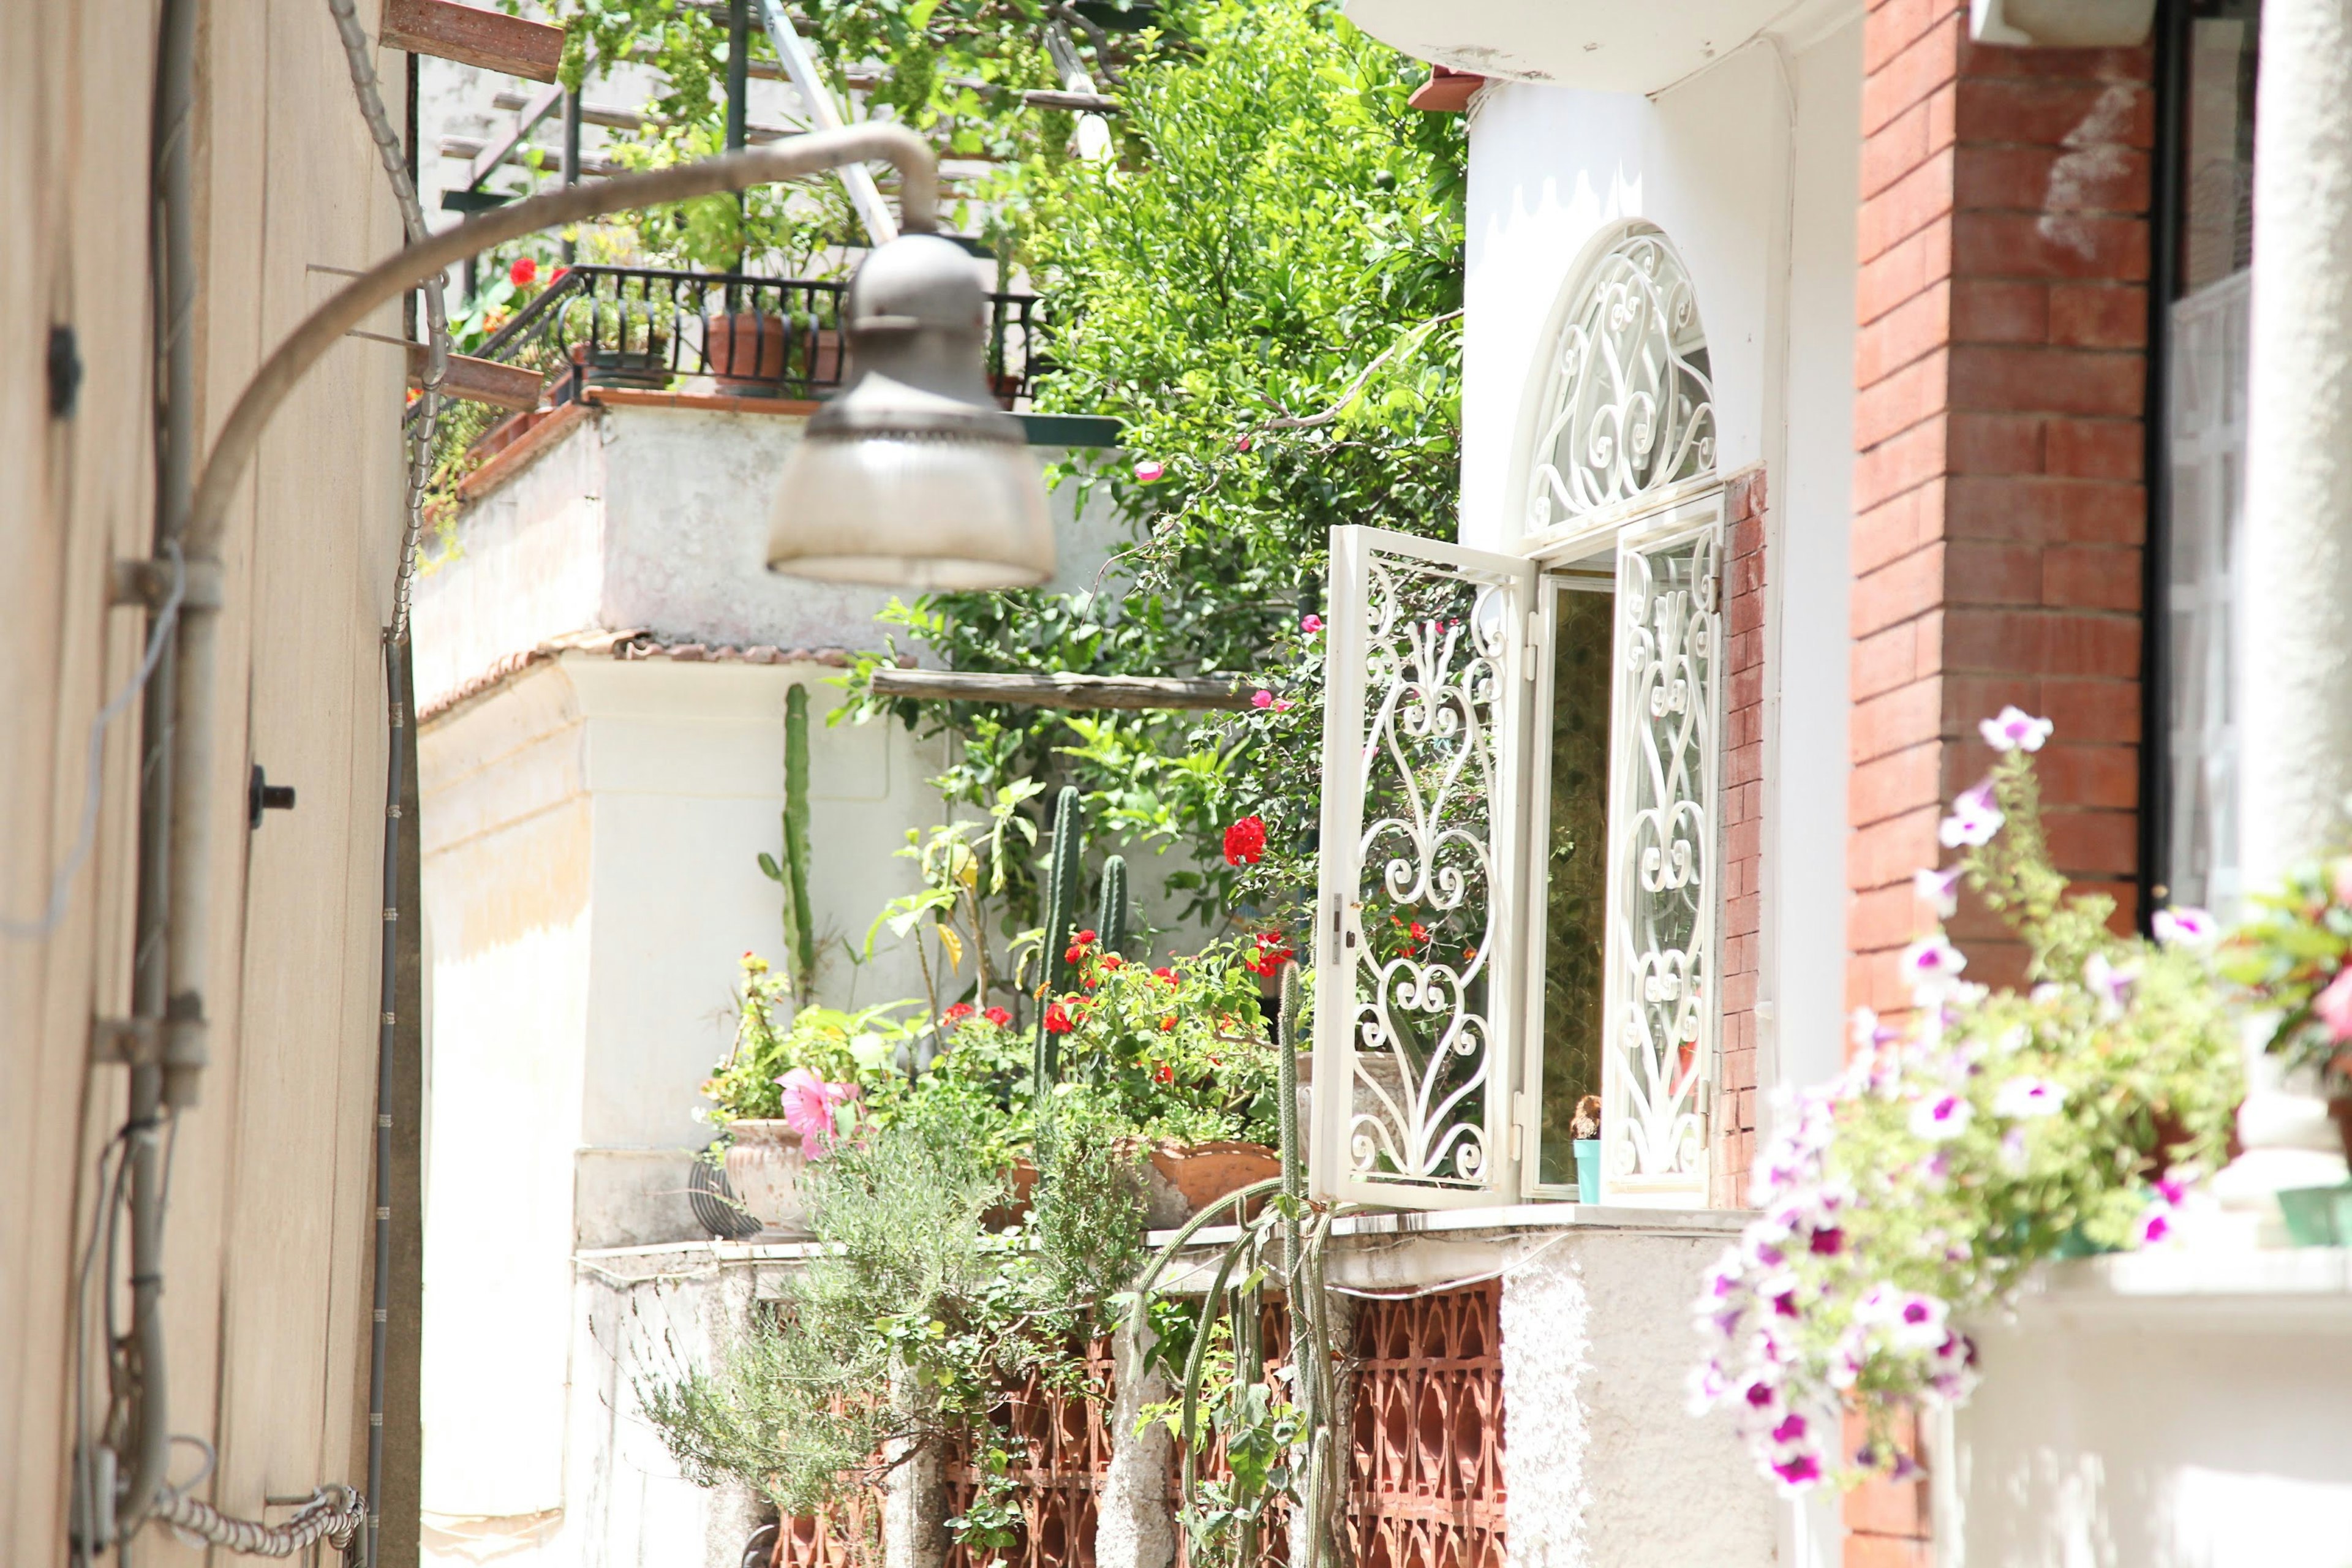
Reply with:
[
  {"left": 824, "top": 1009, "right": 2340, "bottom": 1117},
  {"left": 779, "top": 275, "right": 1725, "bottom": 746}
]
[
  {"left": 167, "top": 124, "right": 1047, "bottom": 1114},
  {"left": 767, "top": 231, "right": 1055, "bottom": 587}
]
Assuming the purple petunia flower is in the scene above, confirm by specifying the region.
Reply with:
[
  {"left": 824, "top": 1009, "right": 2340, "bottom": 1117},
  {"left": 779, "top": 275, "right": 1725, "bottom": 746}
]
[
  {"left": 1915, "top": 864, "right": 1963, "bottom": 918},
  {"left": 2151, "top": 906, "right": 2217, "bottom": 947},
  {"left": 1978, "top": 705, "right": 2054, "bottom": 753},
  {"left": 1939, "top": 781, "right": 2005, "bottom": 848},
  {"left": 1909, "top": 1092, "right": 1973, "bottom": 1141}
]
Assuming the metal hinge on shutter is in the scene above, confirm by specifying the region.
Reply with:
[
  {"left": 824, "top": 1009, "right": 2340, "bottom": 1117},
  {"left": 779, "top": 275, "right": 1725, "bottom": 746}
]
[{"left": 1523, "top": 609, "right": 1542, "bottom": 680}]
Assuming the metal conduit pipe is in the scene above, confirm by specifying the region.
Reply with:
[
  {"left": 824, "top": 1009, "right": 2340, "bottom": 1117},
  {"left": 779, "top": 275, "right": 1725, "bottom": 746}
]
[
  {"left": 111, "top": 0, "right": 200, "bottom": 1537},
  {"left": 123, "top": 124, "right": 935, "bottom": 1551}
]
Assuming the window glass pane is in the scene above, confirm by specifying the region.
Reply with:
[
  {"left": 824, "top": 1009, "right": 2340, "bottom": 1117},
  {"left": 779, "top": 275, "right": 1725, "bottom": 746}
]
[
  {"left": 2162, "top": 2, "right": 2258, "bottom": 916},
  {"left": 1537, "top": 583, "right": 1614, "bottom": 1189}
]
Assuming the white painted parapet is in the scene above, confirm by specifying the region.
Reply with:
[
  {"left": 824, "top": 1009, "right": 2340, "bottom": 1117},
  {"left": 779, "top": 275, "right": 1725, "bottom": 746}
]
[{"left": 1948, "top": 1250, "right": 2352, "bottom": 1566}]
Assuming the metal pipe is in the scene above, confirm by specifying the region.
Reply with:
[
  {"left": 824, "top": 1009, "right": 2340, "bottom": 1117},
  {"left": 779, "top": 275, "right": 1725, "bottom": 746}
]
[{"left": 113, "top": 0, "right": 199, "bottom": 1534}]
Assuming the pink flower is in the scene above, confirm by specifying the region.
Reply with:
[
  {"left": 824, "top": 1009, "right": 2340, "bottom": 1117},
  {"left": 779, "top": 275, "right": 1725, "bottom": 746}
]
[
  {"left": 2315, "top": 965, "right": 2352, "bottom": 1042},
  {"left": 1914, "top": 865, "right": 1962, "bottom": 919},
  {"left": 1770, "top": 1451, "right": 1822, "bottom": 1490},
  {"left": 1252, "top": 688, "right": 1275, "bottom": 709},
  {"left": 1909, "top": 1093, "right": 1973, "bottom": 1141},
  {"left": 2140, "top": 1210, "right": 2175, "bottom": 1246},
  {"left": 1978, "top": 705, "right": 2054, "bottom": 753},
  {"left": 1992, "top": 1076, "right": 2065, "bottom": 1119},
  {"left": 2084, "top": 952, "right": 2136, "bottom": 1017},
  {"left": 1899, "top": 934, "right": 1969, "bottom": 998},
  {"left": 1939, "top": 782, "right": 2003, "bottom": 848},
  {"left": 778, "top": 1068, "right": 858, "bottom": 1154},
  {"left": 2150, "top": 907, "right": 2216, "bottom": 947},
  {"left": 982, "top": 1006, "right": 1012, "bottom": 1027},
  {"left": 1133, "top": 459, "right": 1166, "bottom": 484},
  {"left": 1300, "top": 614, "right": 1324, "bottom": 635}
]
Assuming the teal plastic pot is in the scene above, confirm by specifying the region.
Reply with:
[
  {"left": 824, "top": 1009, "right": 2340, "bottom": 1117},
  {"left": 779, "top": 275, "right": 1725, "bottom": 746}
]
[
  {"left": 1574, "top": 1139, "right": 1602, "bottom": 1204},
  {"left": 2278, "top": 1183, "right": 2352, "bottom": 1247}
]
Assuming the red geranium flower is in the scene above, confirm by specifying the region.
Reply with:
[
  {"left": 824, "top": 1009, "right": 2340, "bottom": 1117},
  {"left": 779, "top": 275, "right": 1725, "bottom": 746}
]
[
  {"left": 1044, "top": 1001, "right": 1077, "bottom": 1034},
  {"left": 983, "top": 1006, "right": 1012, "bottom": 1027},
  {"left": 1153, "top": 1061, "right": 1175, "bottom": 1084},
  {"left": 1223, "top": 815, "right": 1267, "bottom": 867},
  {"left": 508, "top": 256, "right": 538, "bottom": 288},
  {"left": 1243, "top": 930, "right": 1295, "bottom": 977},
  {"left": 1077, "top": 929, "right": 1098, "bottom": 944},
  {"left": 1101, "top": 954, "right": 1123, "bottom": 971},
  {"left": 943, "top": 1002, "right": 975, "bottom": 1024},
  {"left": 1065, "top": 944, "right": 1087, "bottom": 964},
  {"left": 1152, "top": 967, "right": 1179, "bottom": 986}
]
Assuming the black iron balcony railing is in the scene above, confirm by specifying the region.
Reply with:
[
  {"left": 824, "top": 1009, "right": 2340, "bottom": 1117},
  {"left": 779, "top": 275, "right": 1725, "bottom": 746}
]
[{"left": 471, "top": 263, "right": 1049, "bottom": 407}]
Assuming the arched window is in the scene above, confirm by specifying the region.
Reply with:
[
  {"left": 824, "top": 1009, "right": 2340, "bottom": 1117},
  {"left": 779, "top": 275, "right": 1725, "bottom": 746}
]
[
  {"left": 1525, "top": 226, "right": 1717, "bottom": 534},
  {"left": 1309, "top": 225, "right": 1729, "bottom": 1214}
]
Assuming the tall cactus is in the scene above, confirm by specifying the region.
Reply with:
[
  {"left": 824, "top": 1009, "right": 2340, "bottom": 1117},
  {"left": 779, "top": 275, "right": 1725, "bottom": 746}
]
[
  {"left": 758, "top": 683, "right": 818, "bottom": 1004},
  {"left": 1095, "top": 854, "right": 1130, "bottom": 959},
  {"left": 1033, "top": 785, "right": 1085, "bottom": 1094}
]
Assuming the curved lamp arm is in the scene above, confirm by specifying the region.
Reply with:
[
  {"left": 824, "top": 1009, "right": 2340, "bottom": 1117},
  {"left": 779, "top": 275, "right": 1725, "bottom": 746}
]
[
  {"left": 159, "top": 123, "right": 938, "bottom": 1110},
  {"left": 187, "top": 122, "right": 935, "bottom": 554}
]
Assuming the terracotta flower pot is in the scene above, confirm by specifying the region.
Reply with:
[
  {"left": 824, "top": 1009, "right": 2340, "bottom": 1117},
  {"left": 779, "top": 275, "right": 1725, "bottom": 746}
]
[
  {"left": 705, "top": 311, "right": 788, "bottom": 387},
  {"left": 721, "top": 1119, "right": 815, "bottom": 1238},
  {"left": 982, "top": 1158, "right": 1041, "bottom": 1231},
  {"left": 1144, "top": 1140, "right": 1282, "bottom": 1228}
]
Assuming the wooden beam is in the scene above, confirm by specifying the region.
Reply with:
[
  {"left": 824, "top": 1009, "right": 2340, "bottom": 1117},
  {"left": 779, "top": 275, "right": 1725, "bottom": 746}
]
[
  {"left": 866, "top": 668, "right": 1253, "bottom": 712},
  {"left": 466, "top": 83, "right": 562, "bottom": 186},
  {"left": 380, "top": 0, "right": 565, "bottom": 83},
  {"left": 405, "top": 345, "right": 544, "bottom": 411}
]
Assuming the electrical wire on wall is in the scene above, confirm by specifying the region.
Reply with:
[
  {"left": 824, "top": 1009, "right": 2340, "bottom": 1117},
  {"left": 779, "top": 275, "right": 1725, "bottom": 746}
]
[{"left": 322, "top": 2, "right": 453, "bottom": 1564}]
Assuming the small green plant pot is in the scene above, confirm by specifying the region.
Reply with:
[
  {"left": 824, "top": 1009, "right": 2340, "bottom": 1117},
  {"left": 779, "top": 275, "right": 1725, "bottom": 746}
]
[
  {"left": 1573, "top": 1138, "right": 1602, "bottom": 1205},
  {"left": 2277, "top": 1183, "right": 2352, "bottom": 1248}
]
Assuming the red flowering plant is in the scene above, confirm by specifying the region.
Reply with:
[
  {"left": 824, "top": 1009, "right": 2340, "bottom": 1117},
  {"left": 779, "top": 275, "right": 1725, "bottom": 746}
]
[{"left": 1035, "top": 935, "right": 1290, "bottom": 1145}]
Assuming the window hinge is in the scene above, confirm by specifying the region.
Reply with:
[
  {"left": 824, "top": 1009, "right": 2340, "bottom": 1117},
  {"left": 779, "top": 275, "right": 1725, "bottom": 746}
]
[{"left": 1522, "top": 609, "right": 1542, "bottom": 681}]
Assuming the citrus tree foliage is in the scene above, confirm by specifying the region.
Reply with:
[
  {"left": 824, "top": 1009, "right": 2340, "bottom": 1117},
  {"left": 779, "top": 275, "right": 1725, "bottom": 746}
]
[{"left": 845, "top": 0, "right": 1465, "bottom": 929}]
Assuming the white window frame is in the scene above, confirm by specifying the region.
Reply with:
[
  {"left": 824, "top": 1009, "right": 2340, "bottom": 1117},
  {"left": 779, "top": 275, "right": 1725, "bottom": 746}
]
[
  {"left": 1308, "top": 526, "right": 1538, "bottom": 1208},
  {"left": 1310, "top": 224, "right": 1730, "bottom": 1212}
]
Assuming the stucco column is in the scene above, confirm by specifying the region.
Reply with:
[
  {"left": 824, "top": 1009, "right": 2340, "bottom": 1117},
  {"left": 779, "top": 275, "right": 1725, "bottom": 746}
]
[
  {"left": 2222, "top": 0, "right": 2352, "bottom": 1208},
  {"left": 1095, "top": 1319, "right": 1175, "bottom": 1568}
]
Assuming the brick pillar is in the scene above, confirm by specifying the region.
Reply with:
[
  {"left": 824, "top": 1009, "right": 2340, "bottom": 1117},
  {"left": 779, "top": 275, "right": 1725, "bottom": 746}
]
[
  {"left": 1717, "top": 467, "right": 1768, "bottom": 1208},
  {"left": 1845, "top": 6, "right": 2156, "bottom": 1560},
  {"left": 1849, "top": 1, "right": 2154, "bottom": 1020}
]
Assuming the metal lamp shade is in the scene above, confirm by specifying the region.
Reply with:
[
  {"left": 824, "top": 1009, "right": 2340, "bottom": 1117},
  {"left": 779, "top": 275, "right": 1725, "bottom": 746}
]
[{"left": 768, "top": 233, "right": 1055, "bottom": 587}]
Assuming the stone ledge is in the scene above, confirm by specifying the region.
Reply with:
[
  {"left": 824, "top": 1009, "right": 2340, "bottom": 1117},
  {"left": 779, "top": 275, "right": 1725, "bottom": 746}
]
[{"left": 2003, "top": 1246, "right": 2352, "bottom": 1331}]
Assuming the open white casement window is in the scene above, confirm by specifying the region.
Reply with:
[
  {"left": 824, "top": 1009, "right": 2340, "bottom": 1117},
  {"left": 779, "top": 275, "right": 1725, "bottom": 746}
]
[
  {"left": 1310, "top": 528, "right": 1539, "bottom": 1207},
  {"left": 1311, "top": 224, "right": 1727, "bottom": 1211}
]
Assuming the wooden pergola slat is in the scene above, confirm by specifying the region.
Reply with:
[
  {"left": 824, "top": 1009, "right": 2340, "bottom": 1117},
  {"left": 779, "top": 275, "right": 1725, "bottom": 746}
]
[{"left": 867, "top": 668, "right": 1253, "bottom": 712}]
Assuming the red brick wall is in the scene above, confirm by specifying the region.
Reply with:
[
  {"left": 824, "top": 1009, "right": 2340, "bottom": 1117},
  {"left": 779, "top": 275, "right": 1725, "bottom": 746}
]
[
  {"left": 1845, "top": 2, "right": 2157, "bottom": 1560},
  {"left": 1849, "top": 0, "right": 2153, "bottom": 1018},
  {"left": 1717, "top": 466, "right": 1768, "bottom": 1207}
]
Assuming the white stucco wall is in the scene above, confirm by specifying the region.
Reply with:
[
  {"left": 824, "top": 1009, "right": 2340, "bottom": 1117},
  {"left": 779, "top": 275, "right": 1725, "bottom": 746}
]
[
  {"left": 1947, "top": 1254, "right": 2352, "bottom": 1567},
  {"left": 1458, "top": 48, "right": 1790, "bottom": 552},
  {"left": 417, "top": 656, "right": 949, "bottom": 1529},
  {"left": 413, "top": 404, "right": 1128, "bottom": 707},
  {"left": 1457, "top": 12, "right": 1861, "bottom": 1115},
  {"left": 1500, "top": 1228, "right": 1777, "bottom": 1568}
]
